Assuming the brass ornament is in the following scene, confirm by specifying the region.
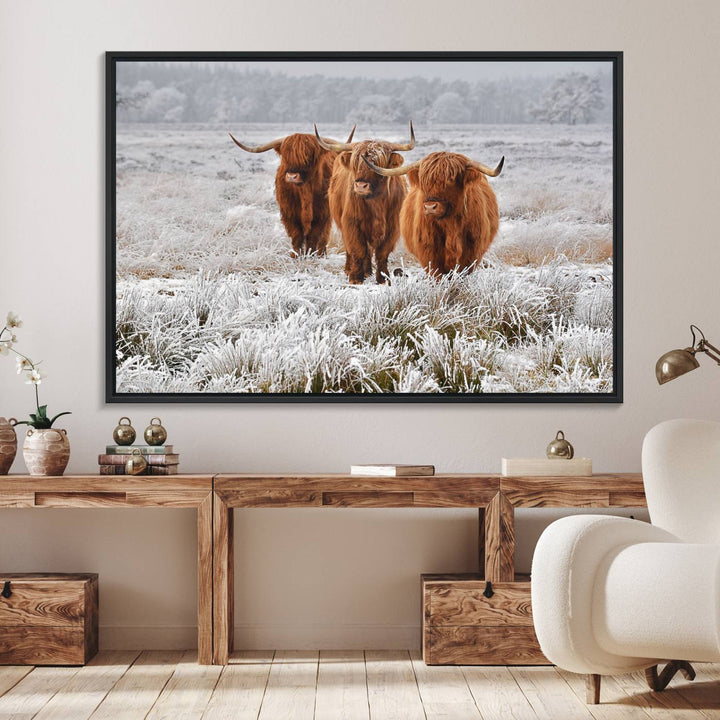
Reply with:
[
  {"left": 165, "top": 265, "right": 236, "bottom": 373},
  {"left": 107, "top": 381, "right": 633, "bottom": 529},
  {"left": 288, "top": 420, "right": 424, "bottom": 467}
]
[
  {"left": 125, "top": 449, "right": 147, "bottom": 475},
  {"left": 113, "top": 416, "right": 136, "bottom": 446},
  {"left": 546, "top": 430, "right": 574, "bottom": 459},
  {"left": 144, "top": 417, "right": 167, "bottom": 446}
]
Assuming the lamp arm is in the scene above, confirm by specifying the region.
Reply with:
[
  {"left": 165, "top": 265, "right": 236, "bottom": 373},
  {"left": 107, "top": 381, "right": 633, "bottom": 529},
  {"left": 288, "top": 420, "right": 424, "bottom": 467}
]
[{"left": 698, "top": 339, "right": 720, "bottom": 365}]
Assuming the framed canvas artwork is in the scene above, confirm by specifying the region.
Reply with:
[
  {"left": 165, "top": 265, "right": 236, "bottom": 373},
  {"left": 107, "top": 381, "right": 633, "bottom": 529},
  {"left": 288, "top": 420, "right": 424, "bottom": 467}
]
[{"left": 106, "top": 51, "right": 622, "bottom": 403}]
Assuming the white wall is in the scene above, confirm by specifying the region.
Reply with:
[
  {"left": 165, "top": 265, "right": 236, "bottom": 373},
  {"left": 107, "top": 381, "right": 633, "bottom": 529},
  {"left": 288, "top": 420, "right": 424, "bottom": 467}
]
[{"left": 1, "top": 0, "right": 719, "bottom": 649}]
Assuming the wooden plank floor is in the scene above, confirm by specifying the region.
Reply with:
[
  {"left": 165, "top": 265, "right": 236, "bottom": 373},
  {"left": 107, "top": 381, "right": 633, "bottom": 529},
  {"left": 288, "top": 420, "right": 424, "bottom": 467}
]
[{"left": 0, "top": 651, "right": 717, "bottom": 720}]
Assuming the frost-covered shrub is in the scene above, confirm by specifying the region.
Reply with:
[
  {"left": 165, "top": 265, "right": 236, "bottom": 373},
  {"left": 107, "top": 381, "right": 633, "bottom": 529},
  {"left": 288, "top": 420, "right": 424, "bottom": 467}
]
[{"left": 114, "top": 122, "right": 615, "bottom": 394}]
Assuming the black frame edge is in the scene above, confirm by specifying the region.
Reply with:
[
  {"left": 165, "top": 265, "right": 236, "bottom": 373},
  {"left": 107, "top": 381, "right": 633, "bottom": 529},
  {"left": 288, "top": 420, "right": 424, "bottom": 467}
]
[{"left": 105, "top": 50, "right": 623, "bottom": 405}]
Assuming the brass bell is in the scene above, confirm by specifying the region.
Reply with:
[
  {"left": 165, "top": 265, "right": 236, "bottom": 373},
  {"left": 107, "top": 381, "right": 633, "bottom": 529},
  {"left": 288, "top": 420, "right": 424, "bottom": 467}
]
[
  {"left": 144, "top": 417, "right": 167, "bottom": 446},
  {"left": 546, "top": 430, "right": 574, "bottom": 459},
  {"left": 125, "top": 449, "right": 147, "bottom": 475},
  {"left": 113, "top": 417, "right": 136, "bottom": 446}
]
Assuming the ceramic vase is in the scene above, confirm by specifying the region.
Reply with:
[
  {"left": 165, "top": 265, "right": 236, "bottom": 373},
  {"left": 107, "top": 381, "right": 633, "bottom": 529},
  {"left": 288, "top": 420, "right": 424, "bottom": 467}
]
[
  {"left": 22, "top": 428, "right": 70, "bottom": 476},
  {"left": 0, "top": 417, "right": 18, "bottom": 475}
]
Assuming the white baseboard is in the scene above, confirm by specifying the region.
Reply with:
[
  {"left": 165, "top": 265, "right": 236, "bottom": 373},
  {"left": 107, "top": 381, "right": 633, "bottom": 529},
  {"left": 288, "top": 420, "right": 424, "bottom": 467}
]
[{"left": 99, "top": 624, "right": 421, "bottom": 650}]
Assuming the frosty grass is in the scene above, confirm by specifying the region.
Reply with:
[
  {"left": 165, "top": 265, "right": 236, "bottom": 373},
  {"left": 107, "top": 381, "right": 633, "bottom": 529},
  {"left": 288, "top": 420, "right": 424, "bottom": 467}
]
[{"left": 115, "top": 123, "right": 614, "bottom": 394}]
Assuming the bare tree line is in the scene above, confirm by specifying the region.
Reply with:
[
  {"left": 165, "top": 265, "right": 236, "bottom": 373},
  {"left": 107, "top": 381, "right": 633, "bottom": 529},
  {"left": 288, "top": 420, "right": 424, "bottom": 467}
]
[{"left": 116, "top": 63, "right": 612, "bottom": 125}]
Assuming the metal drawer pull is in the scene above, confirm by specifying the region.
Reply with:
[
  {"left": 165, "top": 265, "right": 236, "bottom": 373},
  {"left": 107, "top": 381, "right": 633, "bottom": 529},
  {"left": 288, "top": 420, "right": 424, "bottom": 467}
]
[
  {"left": 483, "top": 581, "right": 494, "bottom": 598},
  {"left": 1, "top": 581, "right": 11, "bottom": 598}
]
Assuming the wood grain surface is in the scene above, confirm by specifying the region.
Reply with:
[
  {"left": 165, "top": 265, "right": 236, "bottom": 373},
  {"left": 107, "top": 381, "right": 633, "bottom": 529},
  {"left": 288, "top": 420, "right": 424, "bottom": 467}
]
[
  {"left": 0, "top": 477, "right": 214, "bottom": 665},
  {"left": 426, "top": 580, "right": 534, "bottom": 627},
  {"left": 197, "top": 494, "right": 213, "bottom": 667},
  {"left": 483, "top": 492, "right": 515, "bottom": 582},
  {"left": 4, "top": 652, "right": 716, "bottom": 718},
  {"left": 501, "top": 474, "right": 645, "bottom": 507},
  {"left": 213, "top": 493, "right": 234, "bottom": 665},
  {"left": 409, "top": 649, "right": 484, "bottom": 719},
  {"left": 216, "top": 474, "right": 502, "bottom": 508},
  {"left": 0, "top": 574, "right": 98, "bottom": 666},
  {"left": 0, "top": 579, "right": 87, "bottom": 627},
  {"left": 315, "top": 650, "right": 370, "bottom": 720},
  {"left": 0, "top": 627, "right": 88, "bottom": 665},
  {"left": 425, "top": 626, "right": 546, "bottom": 665}
]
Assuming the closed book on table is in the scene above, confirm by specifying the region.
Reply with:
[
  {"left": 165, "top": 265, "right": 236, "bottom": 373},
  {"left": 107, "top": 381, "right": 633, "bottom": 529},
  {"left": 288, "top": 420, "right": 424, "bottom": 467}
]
[
  {"left": 501, "top": 458, "right": 592, "bottom": 476},
  {"left": 350, "top": 464, "right": 435, "bottom": 477},
  {"left": 98, "top": 464, "right": 179, "bottom": 475},
  {"left": 105, "top": 445, "right": 174, "bottom": 455},
  {"left": 98, "top": 453, "right": 180, "bottom": 466}
]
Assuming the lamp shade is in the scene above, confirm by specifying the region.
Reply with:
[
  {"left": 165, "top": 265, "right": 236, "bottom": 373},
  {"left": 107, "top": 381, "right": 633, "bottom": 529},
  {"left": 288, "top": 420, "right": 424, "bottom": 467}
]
[{"left": 655, "top": 348, "right": 700, "bottom": 385}]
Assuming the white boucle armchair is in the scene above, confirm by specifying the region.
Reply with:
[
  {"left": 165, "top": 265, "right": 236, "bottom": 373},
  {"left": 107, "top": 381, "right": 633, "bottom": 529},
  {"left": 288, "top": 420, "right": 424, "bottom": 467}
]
[{"left": 531, "top": 418, "right": 720, "bottom": 704}]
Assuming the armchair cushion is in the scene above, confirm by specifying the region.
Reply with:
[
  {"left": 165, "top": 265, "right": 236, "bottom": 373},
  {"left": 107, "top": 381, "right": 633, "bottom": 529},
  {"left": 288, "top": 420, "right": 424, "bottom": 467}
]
[
  {"left": 594, "top": 541, "right": 720, "bottom": 662},
  {"left": 531, "top": 515, "right": 679, "bottom": 674}
]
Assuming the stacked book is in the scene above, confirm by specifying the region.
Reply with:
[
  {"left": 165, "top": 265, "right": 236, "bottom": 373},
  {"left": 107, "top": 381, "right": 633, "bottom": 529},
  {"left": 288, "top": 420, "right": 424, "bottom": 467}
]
[
  {"left": 350, "top": 464, "right": 434, "bottom": 477},
  {"left": 98, "top": 445, "right": 180, "bottom": 475}
]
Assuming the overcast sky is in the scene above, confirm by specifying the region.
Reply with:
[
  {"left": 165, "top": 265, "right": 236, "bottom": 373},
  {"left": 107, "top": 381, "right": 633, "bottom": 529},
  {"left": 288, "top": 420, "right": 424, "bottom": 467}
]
[{"left": 199, "top": 59, "right": 612, "bottom": 83}]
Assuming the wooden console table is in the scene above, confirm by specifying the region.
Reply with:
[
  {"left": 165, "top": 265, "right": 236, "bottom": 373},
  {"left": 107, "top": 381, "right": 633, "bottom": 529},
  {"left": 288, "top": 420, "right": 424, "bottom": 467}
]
[
  {"left": 212, "top": 473, "right": 646, "bottom": 665},
  {"left": 1, "top": 473, "right": 647, "bottom": 666},
  {"left": 0, "top": 475, "right": 214, "bottom": 665}
]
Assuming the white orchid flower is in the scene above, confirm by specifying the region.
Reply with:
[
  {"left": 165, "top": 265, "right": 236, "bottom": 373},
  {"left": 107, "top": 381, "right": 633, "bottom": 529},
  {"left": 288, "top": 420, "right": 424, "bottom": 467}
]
[
  {"left": 25, "top": 368, "right": 46, "bottom": 385},
  {"left": 16, "top": 356, "right": 32, "bottom": 373},
  {"left": 6, "top": 312, "right": 22, "bottom": 329},
  {"left": 0, "top": 342, "right": 10, "bottom": 356}
]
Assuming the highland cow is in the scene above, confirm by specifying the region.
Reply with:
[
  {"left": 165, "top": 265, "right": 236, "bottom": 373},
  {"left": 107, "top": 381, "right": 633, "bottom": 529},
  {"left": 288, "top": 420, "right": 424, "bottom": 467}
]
[
  {"left": 229, "top": 127, "right": 355, "bottom": 257},
  {"left": 364, "top": 150, "right": 504, "bottom": 275},
  {"left": 315, "top": 123, "right": 415, "bottom": 284}
]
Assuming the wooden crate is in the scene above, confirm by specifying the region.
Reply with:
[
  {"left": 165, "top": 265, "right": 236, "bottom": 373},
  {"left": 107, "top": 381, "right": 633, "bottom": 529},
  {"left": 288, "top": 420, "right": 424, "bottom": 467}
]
[
  {"left": 422, "top": 573, "right": 548, "bottom": 665},
  {"left": 0, "top": 573, "right": 98, "bottom": 665}
]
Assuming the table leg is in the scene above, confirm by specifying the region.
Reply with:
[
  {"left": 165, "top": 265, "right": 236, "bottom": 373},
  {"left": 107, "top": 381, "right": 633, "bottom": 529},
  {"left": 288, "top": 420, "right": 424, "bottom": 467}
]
[
  {"left": 197, "top": 493, "right": 213, "bottom": 665},
  {"left": 213, "top": 493, "right": 234, "bottom": 665},
  {"left": 478, "top": 507, "right": 486, "bottom": 577},
  {"left": 484, "top": 492, "right": 515, "bottom": 582}
]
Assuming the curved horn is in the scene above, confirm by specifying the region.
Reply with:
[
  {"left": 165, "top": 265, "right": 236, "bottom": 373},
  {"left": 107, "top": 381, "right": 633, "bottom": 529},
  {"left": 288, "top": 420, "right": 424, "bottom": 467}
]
[
  {"left": 468, "top": 155, "right": 505, "bottom": 177},
  {"left": 314, "top": 124, "right": 356, "bottom": 152},
  {"left": 388, "top": 121, "right": 416, "bottom": 151},
  {"left": 228, "top": 132, "right": 283, "bottom": 153},
  {"left": 346, "top": 124, "right": 356, "bottom": 143},
  {"left": 362, "top": 154, "right": 420, "bottom": 177}
]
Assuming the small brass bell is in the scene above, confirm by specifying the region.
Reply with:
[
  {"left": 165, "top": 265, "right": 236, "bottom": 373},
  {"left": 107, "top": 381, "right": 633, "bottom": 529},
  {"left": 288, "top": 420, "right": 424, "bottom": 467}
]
[
  {"left": 125, "top": 449, "right": 147, "bottom": 475},
  {"left": 113, "top": 417, "right": 136, "bottom": 446},
  {"left": 144, "top": 417, "right": 167, "bottom": 446},
  {"left": 546, "top": 430, "right": 574, "bottom": 459}
]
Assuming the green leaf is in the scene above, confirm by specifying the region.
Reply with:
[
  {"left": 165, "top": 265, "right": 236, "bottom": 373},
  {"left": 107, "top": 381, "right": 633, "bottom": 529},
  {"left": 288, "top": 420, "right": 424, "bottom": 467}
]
[
  {"left": 37, "top": 405, "right": 48, "bottom": 419},
  {"left": 48, "top": 411, "right": 72, "bottom": 427}
]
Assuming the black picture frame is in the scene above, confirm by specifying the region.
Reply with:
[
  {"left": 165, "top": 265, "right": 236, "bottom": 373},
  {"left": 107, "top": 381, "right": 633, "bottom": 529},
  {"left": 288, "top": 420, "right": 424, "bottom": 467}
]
[{"left": 106, "top": 51, "right": 622, "bottom": 404}]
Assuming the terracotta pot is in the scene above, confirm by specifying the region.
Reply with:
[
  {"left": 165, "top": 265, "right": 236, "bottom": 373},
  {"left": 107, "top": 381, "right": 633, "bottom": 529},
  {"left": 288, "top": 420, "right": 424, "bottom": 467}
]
[
  {"left": 22, "top": 428, "right": 70, "bottom": 476},
  {"left": 0, "top": 417, "right": 18, "bottom": 475}
]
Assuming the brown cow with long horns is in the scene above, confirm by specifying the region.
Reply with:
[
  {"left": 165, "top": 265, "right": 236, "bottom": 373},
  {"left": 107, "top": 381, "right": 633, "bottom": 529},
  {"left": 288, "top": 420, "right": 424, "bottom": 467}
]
[
  {"left": 363, "top": 150, "right": 504, "bottom": 275},
  {"left": 229, "top": 127, "right": 355, "bottom": 257},
  {"left": 315, "top": 123, "right": 415, "bottom": 284}
]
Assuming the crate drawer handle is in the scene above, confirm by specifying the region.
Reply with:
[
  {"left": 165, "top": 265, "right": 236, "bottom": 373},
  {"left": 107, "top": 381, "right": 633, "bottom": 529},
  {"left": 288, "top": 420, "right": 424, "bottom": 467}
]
[
  {"left": 483, "top": 581, "right": 494, "bottom": 599},
  {"left": 1, "top": 581, "right": 10, "bottom": 599}
]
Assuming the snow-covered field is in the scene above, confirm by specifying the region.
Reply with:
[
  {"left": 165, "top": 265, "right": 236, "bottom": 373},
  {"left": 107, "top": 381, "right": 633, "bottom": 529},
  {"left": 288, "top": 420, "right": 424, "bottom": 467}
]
[{"left": 115, "top": 122, "right": 615, "bottom": 395}]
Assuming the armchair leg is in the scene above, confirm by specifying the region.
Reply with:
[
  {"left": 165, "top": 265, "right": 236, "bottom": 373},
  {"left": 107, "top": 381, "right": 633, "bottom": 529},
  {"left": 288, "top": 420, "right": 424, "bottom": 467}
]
[
  {"left": 645, "top": 661, "right": 696, "bottom": 692},
  {"left": 586, "top": 674, "right": 601, "bottom": 704}
]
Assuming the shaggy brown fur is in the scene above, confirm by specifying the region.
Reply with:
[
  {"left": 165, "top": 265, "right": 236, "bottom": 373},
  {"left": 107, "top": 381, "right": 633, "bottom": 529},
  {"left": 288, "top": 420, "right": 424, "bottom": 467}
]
[
  {"left": 329, "top": 141, "right": 407, "bottom": 284},
  {"left": 401, "top": 152, "right": 500, "bottom": 274},
  {"left": 271, "top": 134, "right": 338, "bottom": 256}
]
